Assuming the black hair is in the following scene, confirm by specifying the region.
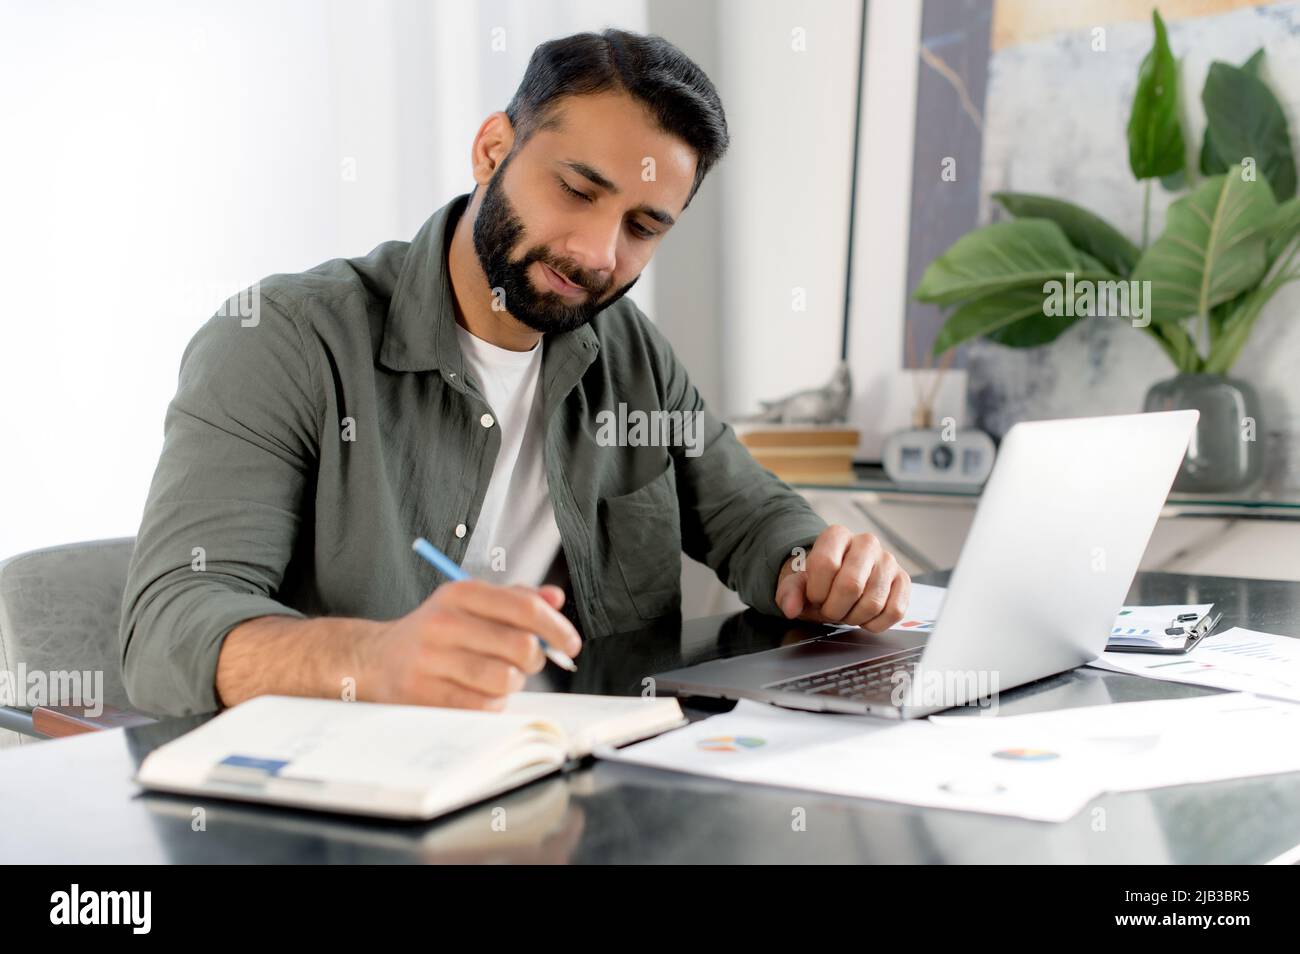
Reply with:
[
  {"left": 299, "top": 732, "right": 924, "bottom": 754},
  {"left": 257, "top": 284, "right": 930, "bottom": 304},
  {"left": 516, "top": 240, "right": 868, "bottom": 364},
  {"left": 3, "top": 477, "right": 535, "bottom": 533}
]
[{"left": 504, "top": 29, "right": 729, "bottom": 205}]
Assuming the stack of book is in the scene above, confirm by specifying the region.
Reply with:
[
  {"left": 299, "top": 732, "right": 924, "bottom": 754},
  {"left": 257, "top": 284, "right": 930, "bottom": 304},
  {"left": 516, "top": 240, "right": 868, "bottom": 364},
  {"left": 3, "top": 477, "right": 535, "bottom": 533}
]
[{"left": 734, "top": 425, "right": 860, "bottom": 483}]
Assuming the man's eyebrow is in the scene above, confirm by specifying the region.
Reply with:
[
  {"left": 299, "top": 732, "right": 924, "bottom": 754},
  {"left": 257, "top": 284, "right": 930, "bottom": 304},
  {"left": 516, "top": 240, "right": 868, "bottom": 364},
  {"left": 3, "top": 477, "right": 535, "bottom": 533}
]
[
  {"left": 561, "top": 160, "right": 619, "bottom": 193},
  {"left": 635, "top": 205, "right": 676, "bottom": 228},
  {"left": 559, "top": 159, "right": 676, "bottom": 228}
]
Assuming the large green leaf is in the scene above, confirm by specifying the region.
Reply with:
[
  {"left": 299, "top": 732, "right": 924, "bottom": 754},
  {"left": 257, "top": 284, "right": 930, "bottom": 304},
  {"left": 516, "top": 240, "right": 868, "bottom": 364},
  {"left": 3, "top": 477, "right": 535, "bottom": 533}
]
[
  {"left": 931, "top": 285, "right": 1061, "bottom": 354},
  {"left": 994, "top": 192, "right": 1141, "bottom": 274},
  {"left": 1160, "top": 50, "right": 1193, "bottom": 192},
  {"left": 1199, "top": 136, "right": 1226, "bottom": 177},
  {"left": 1207, "top": 290, "right": 1244, "bottom": 342},
  {"left": 915, "top": 219, "right": 1110, "bottom": 306},
  {"left": 1130, "top": 166, "right": 1276, "bottom": 323},
  {"left": 1267, "top": 197, "right": 1300, "bottom": 262},
  {"left": 1203, "top": 196, "right": 1300, "bottom": 373},
  {"left": 1241, "top": 48, "right": 1266, "bottom": 74},
  {"left": 1128, "top": 10, "right": 1185, "bottom": 181},
  {"left": 1204, "top": 269, "right": 1300, "bottom": 373},
  {"left": 1201, "top": 59, "right": 1296, "bottom": 201},
  {"left": 985, "top": 310, "right": 1084, "bottom": 348},
  {"left": 1199, "top": 48, "right": 1264, "bottom": 177}
]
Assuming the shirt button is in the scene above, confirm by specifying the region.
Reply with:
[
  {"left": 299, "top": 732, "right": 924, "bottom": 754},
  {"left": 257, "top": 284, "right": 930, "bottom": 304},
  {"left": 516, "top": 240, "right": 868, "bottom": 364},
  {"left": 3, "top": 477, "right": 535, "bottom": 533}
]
[
  {"left": 454, "top": 523, "right": 467, "bottom": 539},
  {"left": 480, "top": 413, "right": 495, "bottom": 428}
]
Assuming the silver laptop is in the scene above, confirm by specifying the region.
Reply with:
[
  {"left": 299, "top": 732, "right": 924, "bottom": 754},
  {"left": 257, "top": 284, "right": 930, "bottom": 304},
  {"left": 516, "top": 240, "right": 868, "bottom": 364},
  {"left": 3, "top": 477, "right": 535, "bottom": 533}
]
[{"left": 654, "top": 410, "right": 1198, "bottom": 719}]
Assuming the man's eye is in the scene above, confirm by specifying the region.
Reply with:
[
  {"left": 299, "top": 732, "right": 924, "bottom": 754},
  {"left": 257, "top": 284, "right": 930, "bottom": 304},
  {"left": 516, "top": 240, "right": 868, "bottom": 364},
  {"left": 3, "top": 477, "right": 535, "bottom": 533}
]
[
  {"left": 558, "top": 178, "right": 592, "bottom": 202},
  {"left": 628, "top": 221, "right": 659, "bottom": 240}
]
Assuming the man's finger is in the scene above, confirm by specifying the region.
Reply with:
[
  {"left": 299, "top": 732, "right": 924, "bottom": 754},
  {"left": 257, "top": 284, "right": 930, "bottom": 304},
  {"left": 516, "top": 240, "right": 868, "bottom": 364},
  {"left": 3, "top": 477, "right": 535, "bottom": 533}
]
[
  {"left": 804, "top": 526, "right": 853, "bottom": 606},
  {"left": 426, "top": 676, "right": 509, "bottom": 711},
  {"left": 434, "top": 613, "right": 546, "bottom": 673},
  {"left": 537, "top": 584, "right": 566, "bottom": 611},
  {"left": 776, "top": 567, "right": 807, "bottom": 619},
  {"left": 842, "top": 556, "right": 893, "bottom": 627},
  {"left": 820, "top": 534, "right": 880, "bottom": 622},
  {"left": 862, "top": 567, "right": 910, "bottom": 633},
  {"left": 431, "top": 648, "right": 529, "bottom": 698},
  {"left": 437, "top": 580, "right": 582, "bottom": 657}
]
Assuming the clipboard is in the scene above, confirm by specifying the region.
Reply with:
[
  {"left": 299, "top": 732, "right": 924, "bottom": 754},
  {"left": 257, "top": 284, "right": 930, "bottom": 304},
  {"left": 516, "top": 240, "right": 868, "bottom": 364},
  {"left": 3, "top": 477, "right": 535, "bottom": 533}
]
[{"left": 1105, "top": 610, "right": 1223, "bottom": 655}]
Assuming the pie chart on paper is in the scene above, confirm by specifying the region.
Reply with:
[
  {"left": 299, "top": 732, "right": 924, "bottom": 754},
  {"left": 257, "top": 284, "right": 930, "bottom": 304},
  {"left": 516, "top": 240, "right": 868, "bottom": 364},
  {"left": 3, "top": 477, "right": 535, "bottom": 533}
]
[
  {"left": 696, "top": 735, "right": 766, "bottom": 753},
  {"left": 991, "top": 747, "right": 1060, "bottom": 762}
]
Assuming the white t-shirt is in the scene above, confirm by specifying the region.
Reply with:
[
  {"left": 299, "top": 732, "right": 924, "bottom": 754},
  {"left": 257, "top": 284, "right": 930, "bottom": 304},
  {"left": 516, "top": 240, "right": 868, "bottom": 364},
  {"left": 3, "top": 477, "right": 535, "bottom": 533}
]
[{"left": 455, "top": 323, "right": 563, "bottom": 586}]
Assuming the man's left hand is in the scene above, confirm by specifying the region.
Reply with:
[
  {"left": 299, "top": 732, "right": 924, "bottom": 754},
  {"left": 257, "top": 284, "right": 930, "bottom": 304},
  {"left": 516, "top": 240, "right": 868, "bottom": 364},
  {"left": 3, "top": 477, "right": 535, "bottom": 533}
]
[{"left": 774, "top": 526, "right": 910, "bottom": 632}]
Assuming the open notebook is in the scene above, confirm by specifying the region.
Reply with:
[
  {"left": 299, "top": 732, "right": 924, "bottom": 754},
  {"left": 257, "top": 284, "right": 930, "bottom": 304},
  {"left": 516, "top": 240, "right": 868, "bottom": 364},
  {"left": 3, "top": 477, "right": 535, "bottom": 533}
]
[{"left": 135, "top": 692, "right": 686, "bottom": 820}]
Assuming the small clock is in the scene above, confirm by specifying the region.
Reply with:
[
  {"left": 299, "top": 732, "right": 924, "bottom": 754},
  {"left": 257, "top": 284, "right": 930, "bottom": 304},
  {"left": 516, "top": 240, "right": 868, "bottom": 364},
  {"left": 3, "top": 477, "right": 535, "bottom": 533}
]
[{"left": 881, "top": 428, "right": 996, "bottom": 487}]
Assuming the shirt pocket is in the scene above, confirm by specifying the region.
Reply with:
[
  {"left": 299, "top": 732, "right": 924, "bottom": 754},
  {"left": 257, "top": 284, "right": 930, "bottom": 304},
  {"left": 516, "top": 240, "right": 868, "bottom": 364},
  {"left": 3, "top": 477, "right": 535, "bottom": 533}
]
[{"left": 599, "top": 460, "right": 682, "bottom": 622}]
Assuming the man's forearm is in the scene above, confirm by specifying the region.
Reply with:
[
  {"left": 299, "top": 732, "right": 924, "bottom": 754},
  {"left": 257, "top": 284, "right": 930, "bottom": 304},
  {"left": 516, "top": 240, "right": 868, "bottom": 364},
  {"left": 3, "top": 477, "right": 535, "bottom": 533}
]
[{"left": 215, "top": 615, "right": 383, "bottom": 708}]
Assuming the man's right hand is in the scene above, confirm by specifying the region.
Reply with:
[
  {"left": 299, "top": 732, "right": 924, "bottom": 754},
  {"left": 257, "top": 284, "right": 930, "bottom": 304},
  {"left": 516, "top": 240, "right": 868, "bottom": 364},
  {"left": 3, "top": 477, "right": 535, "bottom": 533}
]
[{"left": 359, "top": 580, "right": 583, "bottom": 710}]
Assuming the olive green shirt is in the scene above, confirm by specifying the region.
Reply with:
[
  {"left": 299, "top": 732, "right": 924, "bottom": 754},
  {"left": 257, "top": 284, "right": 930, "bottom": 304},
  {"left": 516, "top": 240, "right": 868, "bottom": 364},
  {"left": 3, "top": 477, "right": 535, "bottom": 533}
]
[{"left": 120, "top": 195, "right": 826, "bottom": 716}]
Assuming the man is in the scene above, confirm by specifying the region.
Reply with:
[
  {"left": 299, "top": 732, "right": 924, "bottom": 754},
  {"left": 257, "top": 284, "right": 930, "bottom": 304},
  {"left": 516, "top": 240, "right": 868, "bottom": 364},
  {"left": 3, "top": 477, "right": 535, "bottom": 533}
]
[{"left": 120, "top": 29, "right": 910, "bottom": 718}]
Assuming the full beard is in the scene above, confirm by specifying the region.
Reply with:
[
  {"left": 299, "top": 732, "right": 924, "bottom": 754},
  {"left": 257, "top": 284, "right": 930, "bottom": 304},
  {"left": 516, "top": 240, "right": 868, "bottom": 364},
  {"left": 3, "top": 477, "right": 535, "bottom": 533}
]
[{"left": 472, "top": 162, "right": 639, "bottom": 334}]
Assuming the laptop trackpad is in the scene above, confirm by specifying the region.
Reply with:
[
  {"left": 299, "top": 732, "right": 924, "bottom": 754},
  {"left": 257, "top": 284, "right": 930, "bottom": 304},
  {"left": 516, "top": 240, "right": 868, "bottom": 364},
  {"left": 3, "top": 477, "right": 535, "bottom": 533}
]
[
  {"left": 818, "top": 627, "right": 928, "bottom": 653},
  {"left": 736, "top": 629, "right": 928, "bottom": 681}
]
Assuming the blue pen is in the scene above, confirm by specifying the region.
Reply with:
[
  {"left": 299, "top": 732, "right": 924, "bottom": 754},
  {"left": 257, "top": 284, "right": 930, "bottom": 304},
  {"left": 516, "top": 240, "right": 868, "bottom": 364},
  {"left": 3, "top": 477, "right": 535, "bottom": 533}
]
[{"left": 411, "top": 537, "right": 577, "bottom": 672}]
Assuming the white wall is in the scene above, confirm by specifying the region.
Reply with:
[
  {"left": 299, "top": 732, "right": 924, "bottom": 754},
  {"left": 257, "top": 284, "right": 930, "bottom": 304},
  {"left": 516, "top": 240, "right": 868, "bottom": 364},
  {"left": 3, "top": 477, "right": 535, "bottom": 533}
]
[
  {"left": 0, "top": 0, "right": 649, "bottom": 558},
  {"left": 714, "top": 0, "right": 861, "bottom": 418}
]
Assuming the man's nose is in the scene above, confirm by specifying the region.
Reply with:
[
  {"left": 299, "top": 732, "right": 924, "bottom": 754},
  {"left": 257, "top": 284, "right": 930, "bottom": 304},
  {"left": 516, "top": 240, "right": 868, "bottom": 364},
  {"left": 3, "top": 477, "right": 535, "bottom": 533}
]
[{"left": 564, "top": 215, "right": 619, "bottom": 277}]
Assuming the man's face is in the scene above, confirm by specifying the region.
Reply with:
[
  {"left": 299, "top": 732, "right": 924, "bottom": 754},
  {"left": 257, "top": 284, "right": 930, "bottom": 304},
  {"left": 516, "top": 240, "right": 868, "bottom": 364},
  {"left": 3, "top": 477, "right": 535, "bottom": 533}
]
[{"left": 472, "top": 91, "right": 698, "bottom": 334}]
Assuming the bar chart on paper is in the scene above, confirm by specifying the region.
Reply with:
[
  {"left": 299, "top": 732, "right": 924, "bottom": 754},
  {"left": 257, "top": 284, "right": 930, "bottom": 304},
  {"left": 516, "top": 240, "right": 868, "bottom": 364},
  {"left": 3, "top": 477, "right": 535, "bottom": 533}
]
[{"left": 1091, "top": 628, "right": 1300, "bottom": 703}]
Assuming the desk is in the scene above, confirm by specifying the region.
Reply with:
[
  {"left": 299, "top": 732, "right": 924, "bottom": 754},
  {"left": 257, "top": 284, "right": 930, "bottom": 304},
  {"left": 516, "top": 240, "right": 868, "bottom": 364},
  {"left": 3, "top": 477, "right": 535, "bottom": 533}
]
[{"left": 2, "top": 571, "right": 1299, "bottom": 864}]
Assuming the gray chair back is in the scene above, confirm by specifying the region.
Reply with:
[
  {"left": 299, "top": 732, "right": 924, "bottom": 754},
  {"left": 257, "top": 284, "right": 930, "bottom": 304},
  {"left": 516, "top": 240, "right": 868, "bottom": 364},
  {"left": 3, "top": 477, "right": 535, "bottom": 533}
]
[{"left": 0, "top": 538, "right": 136, "bottom": 716}]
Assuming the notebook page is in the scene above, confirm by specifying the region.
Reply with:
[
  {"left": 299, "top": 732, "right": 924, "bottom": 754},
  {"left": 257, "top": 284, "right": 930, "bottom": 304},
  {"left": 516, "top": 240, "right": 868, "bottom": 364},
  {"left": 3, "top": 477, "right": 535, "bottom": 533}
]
[{"left": 503, "top": 692, "right": 686, "bottom": 757}]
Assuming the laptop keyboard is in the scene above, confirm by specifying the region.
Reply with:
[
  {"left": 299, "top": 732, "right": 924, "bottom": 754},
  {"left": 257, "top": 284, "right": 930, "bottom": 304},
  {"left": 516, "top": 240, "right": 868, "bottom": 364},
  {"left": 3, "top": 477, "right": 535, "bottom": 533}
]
[{"left": 765, "top": 649, "right": 924, "bottom": 701}]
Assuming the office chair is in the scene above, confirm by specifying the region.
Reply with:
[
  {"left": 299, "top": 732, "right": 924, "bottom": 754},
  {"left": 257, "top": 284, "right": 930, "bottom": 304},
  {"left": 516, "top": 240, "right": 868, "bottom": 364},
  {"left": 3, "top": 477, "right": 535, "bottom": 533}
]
[{"left": 0, "top": 538, "right": 155, "bottom": 744}]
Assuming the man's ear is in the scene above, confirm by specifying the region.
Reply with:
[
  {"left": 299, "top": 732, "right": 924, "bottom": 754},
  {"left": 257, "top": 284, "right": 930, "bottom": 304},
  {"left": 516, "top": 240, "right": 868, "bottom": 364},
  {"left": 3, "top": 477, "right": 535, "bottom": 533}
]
[{"left": 470, "top": 112, "right": 516, "bottom": 186}]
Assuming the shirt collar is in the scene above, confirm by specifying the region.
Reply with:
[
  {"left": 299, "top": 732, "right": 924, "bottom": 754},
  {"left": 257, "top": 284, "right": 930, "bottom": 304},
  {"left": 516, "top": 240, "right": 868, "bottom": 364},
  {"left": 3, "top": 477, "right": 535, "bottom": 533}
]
[{"left": 381, "top": 193, "right": 598, "bottom": 376}]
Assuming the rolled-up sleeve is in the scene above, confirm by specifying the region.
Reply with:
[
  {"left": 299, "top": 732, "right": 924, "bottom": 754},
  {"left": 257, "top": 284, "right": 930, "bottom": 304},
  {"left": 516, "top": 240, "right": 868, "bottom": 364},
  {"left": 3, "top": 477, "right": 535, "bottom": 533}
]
[
  {"left": 119, "top": 293, "right": 320, "bottom": 716},
  {"left": 642, "top": 319, "right": 827, "bottom": 616}
]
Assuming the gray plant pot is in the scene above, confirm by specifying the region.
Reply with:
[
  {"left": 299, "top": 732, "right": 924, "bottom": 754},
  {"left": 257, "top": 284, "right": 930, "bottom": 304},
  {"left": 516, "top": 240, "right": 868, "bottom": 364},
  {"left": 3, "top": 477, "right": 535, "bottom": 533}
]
[{"left": 1143, "top": 373, "right": 1262, "bottom": 492}]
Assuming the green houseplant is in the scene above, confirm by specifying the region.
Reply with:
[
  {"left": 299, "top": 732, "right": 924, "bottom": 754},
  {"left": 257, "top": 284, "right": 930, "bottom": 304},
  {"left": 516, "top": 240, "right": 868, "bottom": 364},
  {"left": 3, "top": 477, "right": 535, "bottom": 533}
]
[{"left": 915, "top": 10, "right": 1300, "bottom": 491}]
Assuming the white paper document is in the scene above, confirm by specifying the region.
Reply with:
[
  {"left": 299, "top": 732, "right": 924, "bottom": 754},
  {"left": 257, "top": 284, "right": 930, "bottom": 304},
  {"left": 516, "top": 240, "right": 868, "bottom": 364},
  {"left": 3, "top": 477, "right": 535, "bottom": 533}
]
[
  {"left": 890, "top": 582, "right": 947, "bottom": 633},
  {"left": 1089, "top": 626, "right": 1300, "bottom": 702},
  {"left": 929, "top": 691, "right": 1300, "bottom": 795},
  {"left": 607, "top": 693, "right": 1300, "bottom": 822}
]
